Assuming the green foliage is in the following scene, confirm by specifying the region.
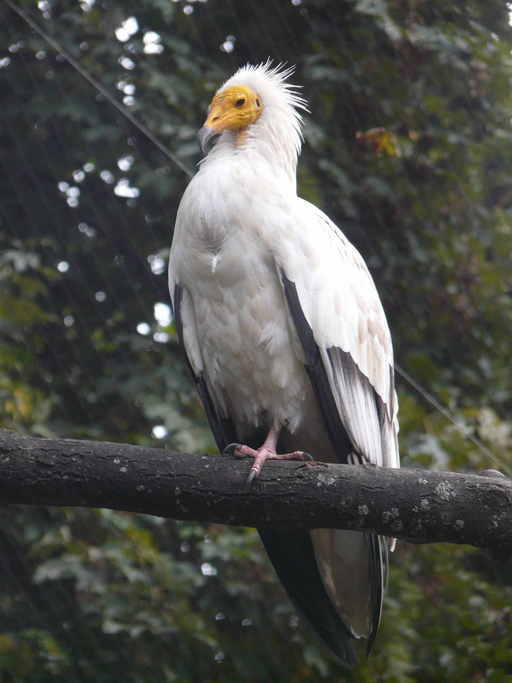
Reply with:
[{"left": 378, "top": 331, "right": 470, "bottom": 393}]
[{"left": 1, "top": 0, "right": 512, "bottom": 680}]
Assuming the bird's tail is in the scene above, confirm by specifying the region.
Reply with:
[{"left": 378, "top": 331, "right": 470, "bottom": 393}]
[
  {"left": 259, "top": 528, "right": 356, "bottom": 667},
  {"left": 259, "top": 527, "right": 387, "bottom": 667}
]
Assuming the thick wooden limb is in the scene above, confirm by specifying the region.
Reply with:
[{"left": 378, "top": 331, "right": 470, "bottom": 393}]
[{"left": 0, "top": 429, "right": 510, "bottom": 551}]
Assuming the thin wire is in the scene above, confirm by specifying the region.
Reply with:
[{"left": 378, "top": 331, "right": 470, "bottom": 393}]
[
  {"left": 5, "top": 0, "right": 193, "bottom": 179},
  {"left": 7, "top": 0, "right": 508, "bottom": 474},
  {"left": 394, "top": 363, "right": 509, "bottom": 473}
]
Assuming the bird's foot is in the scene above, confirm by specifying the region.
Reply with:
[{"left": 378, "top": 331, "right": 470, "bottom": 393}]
[{"left": 223, "top": 443, "right": 312, "bottom": 485}]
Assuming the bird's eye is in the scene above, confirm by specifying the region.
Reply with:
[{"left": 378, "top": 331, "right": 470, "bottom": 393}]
[{"left": 235, "top": 98, "right": 245, "bottom": 107}]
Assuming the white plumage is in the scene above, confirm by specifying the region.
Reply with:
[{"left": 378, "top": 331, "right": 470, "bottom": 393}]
[{"left": 169, "top": 62, "right": 399, "bottom": 665}]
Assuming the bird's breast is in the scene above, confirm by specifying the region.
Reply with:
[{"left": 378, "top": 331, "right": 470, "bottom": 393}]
[
  {"left": 196, "top": 211, "right": 228, "bottom": 261},
  {"left": 181, "top": 218, "right": 310, "bottom": 436}
]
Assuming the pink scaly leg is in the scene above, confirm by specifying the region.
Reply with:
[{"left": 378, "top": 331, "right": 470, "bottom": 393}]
[{"left": 223, "top": 423, "right": 311, "bottom": 485}]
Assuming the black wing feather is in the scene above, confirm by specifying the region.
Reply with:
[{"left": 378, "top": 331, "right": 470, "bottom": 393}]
[
  {"left": 279, "top": 272, "right": 353, "bottom": 461},
  {"left": 173, "top": 284, "right": 237, "bottom": 450}
]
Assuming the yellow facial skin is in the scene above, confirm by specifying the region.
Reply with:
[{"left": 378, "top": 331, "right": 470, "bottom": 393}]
[{"left": 199, "top": 86, "right": 263, "bottom": 150}]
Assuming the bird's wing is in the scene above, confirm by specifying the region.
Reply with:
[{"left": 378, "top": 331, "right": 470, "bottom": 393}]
[
  {"left": 263, "top": 198, "right": 398, "bottom": 657},
  {"left": 275, "top": 198, "right": 399, "bottom": 470},
  {"left": 169, "top": 281, "right": 237, "bottom": 451}
]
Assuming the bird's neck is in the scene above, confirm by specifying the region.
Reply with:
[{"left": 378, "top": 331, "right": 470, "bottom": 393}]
[{"left": 204, "top": 113, "right": 301, "bottom": 193}]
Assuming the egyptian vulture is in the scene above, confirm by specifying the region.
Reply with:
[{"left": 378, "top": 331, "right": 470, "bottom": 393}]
[{"left": 168, "top": 63, "right": 399, "bottom": 667}]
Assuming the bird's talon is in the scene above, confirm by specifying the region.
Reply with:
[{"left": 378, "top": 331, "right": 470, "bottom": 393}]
[{"left": 246, "top": 468, "right": 259, "bottom": 486}]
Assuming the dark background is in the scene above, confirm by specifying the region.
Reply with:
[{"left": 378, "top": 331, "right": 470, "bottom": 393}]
[{"left": 1, "top": 0, "right": 512, "bottom": 680}]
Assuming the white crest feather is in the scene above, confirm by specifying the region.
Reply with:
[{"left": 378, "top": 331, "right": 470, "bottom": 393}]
[{"left": 221, "top": 60, "right": 309, "bottom": 113}]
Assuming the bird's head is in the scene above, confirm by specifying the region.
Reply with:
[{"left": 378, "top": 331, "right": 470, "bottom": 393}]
[
  {"left": 197, "top": 62, "right": 307, "bottom": 175},
  {"left": 199, "top": 85, "right": 263, "bottom": 153}
]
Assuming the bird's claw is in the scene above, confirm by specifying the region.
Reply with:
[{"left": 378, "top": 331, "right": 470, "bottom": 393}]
[{"left": 246, "top": 468, "right": 259, "bottom": 487}]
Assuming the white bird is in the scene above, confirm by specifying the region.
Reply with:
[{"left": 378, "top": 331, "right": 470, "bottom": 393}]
[{"left": 168, "top": 62, "right": 399, "bottom": 666}]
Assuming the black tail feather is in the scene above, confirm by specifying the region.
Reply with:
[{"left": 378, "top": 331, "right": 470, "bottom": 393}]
[{"left": 259, "top": 527, "right": 358, "bottom": 668}]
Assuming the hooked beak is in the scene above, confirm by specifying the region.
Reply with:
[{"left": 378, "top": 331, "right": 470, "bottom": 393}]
[{"left": 198, "top": 125, "right": 219, "bottom": 154}]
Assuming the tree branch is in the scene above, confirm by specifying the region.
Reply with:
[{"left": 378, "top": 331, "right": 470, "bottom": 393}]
[{"left": 0, "top": 429, "right": 510, "bottom": 551}]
